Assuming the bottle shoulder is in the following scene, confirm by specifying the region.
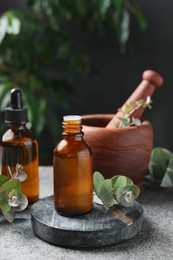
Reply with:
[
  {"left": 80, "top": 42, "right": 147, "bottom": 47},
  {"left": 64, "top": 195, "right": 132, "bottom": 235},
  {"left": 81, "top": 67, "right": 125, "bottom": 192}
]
[
  {"left": 54, "top": 138, "right": 92, "bottom": 156},
  {"left": 2, "top": 128, "right": 37, "bottom": 143}
]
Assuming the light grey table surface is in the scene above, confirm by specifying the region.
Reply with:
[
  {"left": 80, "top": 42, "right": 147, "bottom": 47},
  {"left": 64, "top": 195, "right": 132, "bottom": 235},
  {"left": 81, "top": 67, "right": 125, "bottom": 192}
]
[{"left": 1, "top": 166, "right": 173, "bottom": 260}]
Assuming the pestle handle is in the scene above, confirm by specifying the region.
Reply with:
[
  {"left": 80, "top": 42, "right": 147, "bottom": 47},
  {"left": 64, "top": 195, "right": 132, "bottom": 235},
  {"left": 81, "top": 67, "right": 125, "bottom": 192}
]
[{"left": 106, "top": 70, "right": 164, "bottom": 128}]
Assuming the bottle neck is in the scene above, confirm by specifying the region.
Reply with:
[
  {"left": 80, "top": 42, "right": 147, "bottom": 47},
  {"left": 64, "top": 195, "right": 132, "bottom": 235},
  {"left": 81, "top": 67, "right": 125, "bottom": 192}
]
[
  {"left": 62, "top": 115, "right": 82, "bottom": 135},
  {"left": 62, "top": 132, "right": 83, "bottom": 141}
]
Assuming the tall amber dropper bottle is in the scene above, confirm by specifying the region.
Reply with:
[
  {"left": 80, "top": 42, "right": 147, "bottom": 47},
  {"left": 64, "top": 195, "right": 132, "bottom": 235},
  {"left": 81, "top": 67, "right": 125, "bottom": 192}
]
[
  {"left": 53, "top": 115, "right": 93, "bottom": 216},
  {"left": 1, "top": 88, "right": 39, "bottom": 204}
]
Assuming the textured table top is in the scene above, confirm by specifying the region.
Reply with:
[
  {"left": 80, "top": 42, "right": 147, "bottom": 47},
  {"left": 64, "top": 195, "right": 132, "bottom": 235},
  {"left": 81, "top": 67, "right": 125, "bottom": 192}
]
[{"left": 1, "top": 166, "right": 173, "bottom": 260}]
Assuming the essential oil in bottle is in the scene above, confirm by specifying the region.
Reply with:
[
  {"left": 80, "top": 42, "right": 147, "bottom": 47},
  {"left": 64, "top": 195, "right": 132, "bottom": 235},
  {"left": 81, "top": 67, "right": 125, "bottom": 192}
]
[
  {"left": 53, "top": 115, "right": 93, "bottom": 216},
  {"left": 1, "top": 88, "right": 39, "bottom": 204}
]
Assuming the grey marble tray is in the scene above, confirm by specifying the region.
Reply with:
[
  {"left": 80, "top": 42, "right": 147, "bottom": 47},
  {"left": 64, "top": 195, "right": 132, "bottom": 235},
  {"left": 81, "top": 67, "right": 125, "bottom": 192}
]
[{"left": 30, "top": 196, "right": 143, "bottom": 248}]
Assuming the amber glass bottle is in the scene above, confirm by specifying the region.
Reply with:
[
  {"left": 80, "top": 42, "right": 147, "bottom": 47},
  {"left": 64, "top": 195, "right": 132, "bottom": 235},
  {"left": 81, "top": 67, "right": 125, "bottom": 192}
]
[
  {"left": 53, "top": 115, "right": 93, "bottom": 216},
  {"left": 1, "top": 88, "right": 39, "bottom": 204}
]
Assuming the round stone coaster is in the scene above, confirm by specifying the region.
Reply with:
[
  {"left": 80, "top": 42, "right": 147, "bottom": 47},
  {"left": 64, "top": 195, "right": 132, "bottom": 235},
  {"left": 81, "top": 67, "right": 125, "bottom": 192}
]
[{"left": 31, "top": 196, "right": 143, "bottom": 248}]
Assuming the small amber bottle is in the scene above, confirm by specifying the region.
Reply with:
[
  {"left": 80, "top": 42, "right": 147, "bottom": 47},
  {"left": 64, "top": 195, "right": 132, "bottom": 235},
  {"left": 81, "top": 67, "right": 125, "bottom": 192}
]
[
  {"left": 53, "top": 115, "right": 93, "bottom": 216},
  {"left": 1, "top": 88, "right": 39, "bottom": 204}
]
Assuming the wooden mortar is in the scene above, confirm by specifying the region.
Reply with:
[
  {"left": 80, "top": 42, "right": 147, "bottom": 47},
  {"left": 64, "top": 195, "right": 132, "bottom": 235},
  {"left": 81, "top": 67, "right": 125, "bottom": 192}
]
[{"left": 82, "top": 114, "right": 153, "bottom": 187}]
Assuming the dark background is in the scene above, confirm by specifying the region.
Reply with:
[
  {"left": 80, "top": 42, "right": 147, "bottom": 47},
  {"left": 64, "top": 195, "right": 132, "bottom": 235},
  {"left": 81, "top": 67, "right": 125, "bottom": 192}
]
[{"left": 0, "top": 1, "right": 173, "bottom": 158}]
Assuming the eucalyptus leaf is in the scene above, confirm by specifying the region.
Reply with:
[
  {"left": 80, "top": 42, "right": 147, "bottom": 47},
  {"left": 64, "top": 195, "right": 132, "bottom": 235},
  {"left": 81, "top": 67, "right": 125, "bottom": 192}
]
[
  {"left": 148, "top": 147, "right": 172, "bottom": 181},
  {"left": 0, "top": 179, "right": 22, "bottom": 193},
  {"left": 124, "top": 191, "right": 134, "bottom": 203},
  {"left": 113, "top": 176, "right": 127, "bottom": 194},
  {"left": 99, "top": 179, "right": 117, "bottom": 208},
  {"left": 111, "top": 175, "right": 133, "bottom": 188},
  {"left": 12, "top": 163, "right": 27, "bottom": 182},
  {"left": 8, "top": 189, "right": 28, "bottom": 211},
  {"left": 0, "top": 175, "right": 10, "bottom": 187},
  {"left": 15, "top": 194, "right": 28, "bottom": 212},
  {"left": 1, "top": 208, "right": 15, "bottom": 223},
  {"left": 160, "top": 158, "right": 173, "bottom": 188},
  {"left": 111, "top": 175, "right": 120, "bottom": 187},
  {"left": 118, "top": 117, "right": 130, "bottom": 127},
  {"left": 137, "top": 99, "right": 145, "bottom": 106},
  {"left": 8, "top": 189, "right": 20, "bottom": 207},
  {"left": 126, "top": 184, "right": 140, "bottom": 199},
  {"left": 93, "top": 171, "right": 105, "bottom": 196},
  {"left": 0, "top": 190, "right": 11, "bottom": 212},
  {"left": 126, "top": 177, "right": 133, "bottom": 185},
  {"left": 132, "top": 118, "right": 141, "bottom": 126},
  {"left": 13, "top": 170, "right": 27, "bottom": 182},
  {"left": 115, "top": 187, "right": 135, "bottom": 207}
]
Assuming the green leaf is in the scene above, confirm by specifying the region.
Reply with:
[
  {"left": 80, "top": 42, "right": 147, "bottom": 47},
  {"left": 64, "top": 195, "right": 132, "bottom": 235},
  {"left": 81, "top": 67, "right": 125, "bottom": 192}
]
[
  {"left": 148, "top": 147, "right": 172, "bottom": 181},
  {"left": 8, "top": 189, "right": 28, "bottom": 211},
  {"left": 113, "top": 176, "right": 127, "bottom": 194},
  {"left": 0, "top": 11, "right": 21, "bottom": 44},
  {"left": 132, "top": 118, "right": 141, "bottom": 126},
  {"left": 118, "top": 117, "right": 130, "bottom": 128},
  {"left": 0, "top": 84, "right": 13, "bottom": 108},
  {"left": 0, "top": 16, "right": 8, "bottom": 44},
  {"left": 8, "top": 189, "right": 20, "bottom": 207},
  {"left": 1, "top": 207, "right": 15, "bottom": 223},
  {"left": 99, "top": 179, "right": 117, "bottom": 208},
  {"left": 161, "top": 158, "right": 173, "bottom": 188},
  {"left": 93, "top": 171, "right": 105, "bottom": 196},
  {"left": 99, "top": 0, "right": 111, "bottom": 15},
  {"left": 6, "top": 12, "right": 21, "bottom": 35},
  {"left": 137, "top": 99, "right": 145, "bottom": 106},
  {"left": 0, "top": 175, "right": 10, "bottom": 187},
  {"left": 113, "top": 0, "right": 123, "bottom": 9},
  {"left": 126, "top": 184, "right": 140, "bottom": 199},
  {"left": 132, "top": 5, "right": 147, "bottom": 31},
  {"left": 0, "top": 190, "right": 11, "bottom": 212},
  {"left": 119, "top": 10, "right": 130, "bottom": 48},
  {"left": 116, "top": 187, "right": 134, "bottom": 207},
  {"left": 0, "top": 91, "right": 10, "bottom": 110},
  {"left": 0, "top": 179, "right": 22, "bottom": 193},
  {"left": 13, "top": 170, "right": 27, "bottom": 182},
  {"left": 111, "top": 175, "right": 120, "bottom": 187},
  {"left": 126, "top": 177, "right": 133, "bottom": 185},
  {"left": 124, "top": 102, "right": 136, "bottom": 114}
]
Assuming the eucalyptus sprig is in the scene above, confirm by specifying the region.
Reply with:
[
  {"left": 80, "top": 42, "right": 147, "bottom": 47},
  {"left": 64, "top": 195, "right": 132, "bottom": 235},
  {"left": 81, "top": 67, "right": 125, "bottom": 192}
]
[
  {"left": 118, "top": 96, "right": 152, "bottom": 128},
  {"left": 93, "top": 171, "right": 140, "bottom": 208},
  {"left": 0, "top": 164, "right": 28, "bottom": 222}
]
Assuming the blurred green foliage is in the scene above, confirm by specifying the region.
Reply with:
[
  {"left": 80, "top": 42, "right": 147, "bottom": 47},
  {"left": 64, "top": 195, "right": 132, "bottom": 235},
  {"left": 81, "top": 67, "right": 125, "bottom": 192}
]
[{"left": 0, "top": 0, "right": 147, "bottom": 162}]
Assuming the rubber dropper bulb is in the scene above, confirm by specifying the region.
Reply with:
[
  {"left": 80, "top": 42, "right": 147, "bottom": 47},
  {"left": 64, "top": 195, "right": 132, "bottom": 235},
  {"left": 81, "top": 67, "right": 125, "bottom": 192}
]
[
  {"left": 10, "top": 88, "right": 23, "bottom": 109},
  {"left": 5, "top": 88, "right": 28, "bottom": 124}
]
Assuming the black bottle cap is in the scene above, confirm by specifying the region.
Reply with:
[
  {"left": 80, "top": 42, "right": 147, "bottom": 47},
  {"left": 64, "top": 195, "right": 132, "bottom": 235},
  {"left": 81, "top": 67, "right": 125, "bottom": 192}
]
[{"left": 5, "top": 88, "right": 28, "bottom": 124}]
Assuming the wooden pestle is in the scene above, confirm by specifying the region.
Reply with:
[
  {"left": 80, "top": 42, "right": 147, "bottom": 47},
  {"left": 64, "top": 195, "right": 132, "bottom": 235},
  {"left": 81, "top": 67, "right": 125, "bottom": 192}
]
[{"left": 106, "top": 70, "right": 164, "bottom": 128}]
